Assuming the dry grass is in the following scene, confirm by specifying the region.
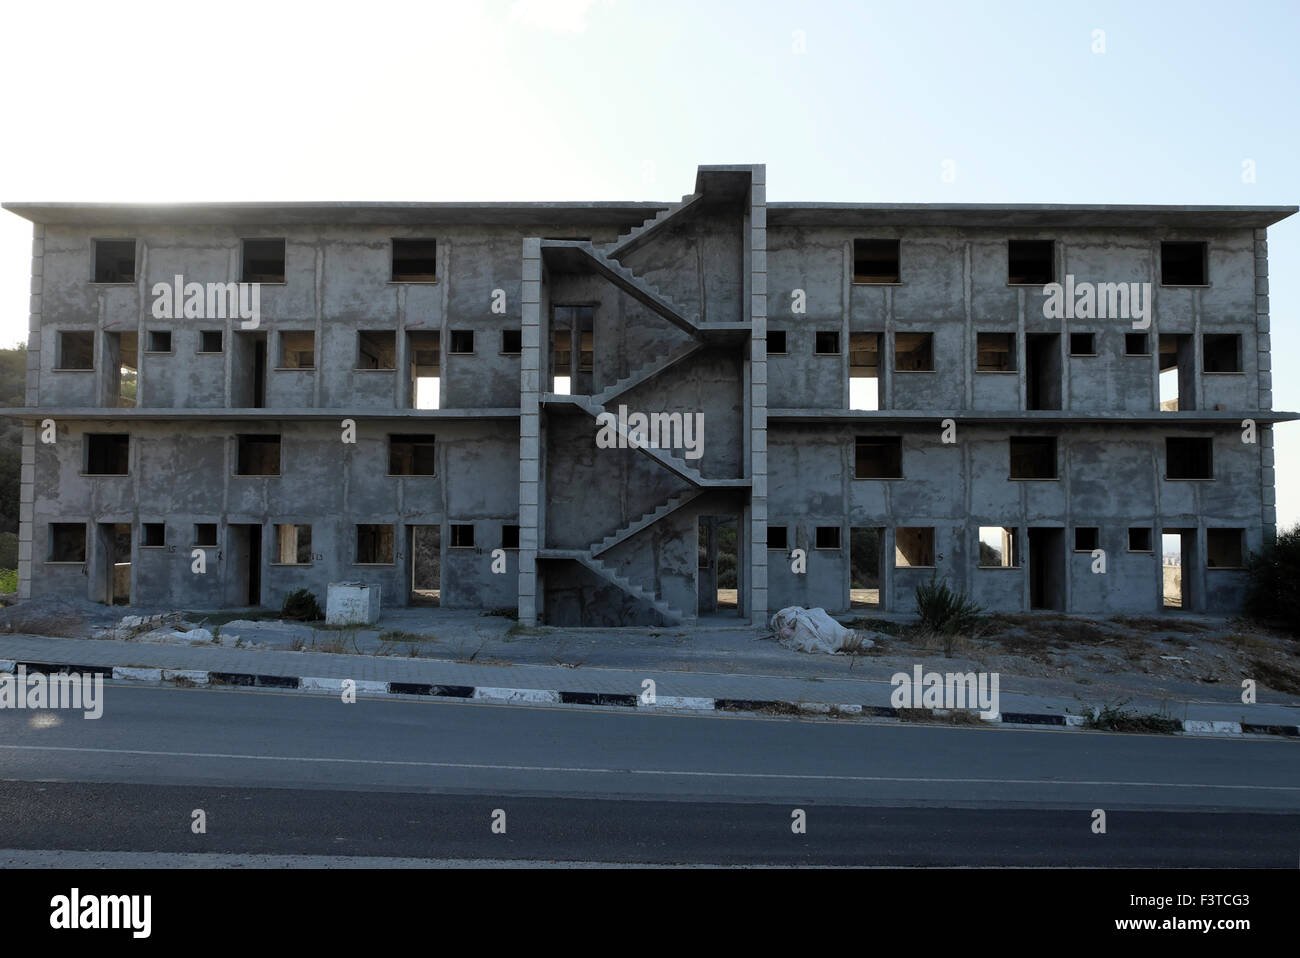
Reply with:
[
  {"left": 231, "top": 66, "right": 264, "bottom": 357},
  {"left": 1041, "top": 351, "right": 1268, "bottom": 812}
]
[
  {"left": 1111, "top": 615, "right": 1212, "bottom": 634},
  {"left": 1250, "top": 658, "right": 1300, "bottom": 695}
]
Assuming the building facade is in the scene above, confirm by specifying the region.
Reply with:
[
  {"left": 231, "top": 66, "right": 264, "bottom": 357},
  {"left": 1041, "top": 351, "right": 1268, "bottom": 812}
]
[{"left": 4, "top": 165, "right": 1294, "bottom": 626}]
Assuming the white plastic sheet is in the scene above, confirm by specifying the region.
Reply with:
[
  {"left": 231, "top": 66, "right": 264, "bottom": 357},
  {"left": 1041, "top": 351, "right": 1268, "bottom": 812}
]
[{"left": 770, "top": 606, "right": 873, "bottom": 654}]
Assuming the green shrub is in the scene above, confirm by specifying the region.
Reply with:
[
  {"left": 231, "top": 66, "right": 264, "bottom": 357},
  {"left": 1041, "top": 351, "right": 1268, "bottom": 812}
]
[
  {"left": 914, "top": 574, "right": 983, "bottom": 635},
  {"left": 1244, "top": 524, "right": 1300, "bottom": 635},
  {"left": 0, "top": 532, "right": 17, "bottom": 570},
  {"left": 0, "top": 568, "right": 16, "bottom": 594},
  {"left": 281, "top": 588, "right": 323, "bottom": 622}
]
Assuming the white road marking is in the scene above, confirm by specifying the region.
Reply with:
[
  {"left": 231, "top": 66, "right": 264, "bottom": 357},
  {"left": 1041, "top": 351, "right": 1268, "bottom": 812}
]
[{"left": 0, "top": 743, "right": 1297, "bottom": 792}]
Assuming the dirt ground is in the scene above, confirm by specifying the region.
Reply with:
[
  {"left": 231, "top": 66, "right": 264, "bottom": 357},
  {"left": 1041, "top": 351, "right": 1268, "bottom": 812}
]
[
  {"left": 1, "top": 593, "right": 1297, "bottom": 702},
  {"left": 843, "top": 612, "right": 1300, "bottom": 697}
]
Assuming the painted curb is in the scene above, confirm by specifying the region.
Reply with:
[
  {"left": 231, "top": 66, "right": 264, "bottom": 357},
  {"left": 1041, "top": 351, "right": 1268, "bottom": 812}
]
[
  {"left": 3, "top": 659, "right": 1297, "bottom": 740},
  {"left": 112, "top": 667, "right": 163, "bottom": 682}
]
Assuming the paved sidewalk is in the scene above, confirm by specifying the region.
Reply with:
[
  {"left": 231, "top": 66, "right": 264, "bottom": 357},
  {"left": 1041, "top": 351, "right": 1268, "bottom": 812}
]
[{"left": 1, "top": 632, "right": 1297, "bottom": 735}]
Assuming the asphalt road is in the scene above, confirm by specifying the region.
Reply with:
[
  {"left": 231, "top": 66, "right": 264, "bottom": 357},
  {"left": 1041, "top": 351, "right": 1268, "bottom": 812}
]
[{"left": 1, "top": 683, "right": 1297, "bottom": 865}]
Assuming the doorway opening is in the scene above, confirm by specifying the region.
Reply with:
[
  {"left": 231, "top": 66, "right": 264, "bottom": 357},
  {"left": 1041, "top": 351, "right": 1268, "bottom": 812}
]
[
  {"left": 408, "top": 524, "right": 441, "bottom": 605},
  {"left": 408, "top": 330, "right": 440, "bottom": 409},
  {"left": 697, "top": 515, "right": 740, "bottom": 616},
  {"left": 1162, "top": 528, "right": 1195, "bottom": 610},
  {"left": 850, "top": 526, "right": 883, "bottom": 608},
  {"left": 849, "top": 333, "right": 881, "bottom": 410},
  {"left": 1027, "top": 527, "right": 1065, "bottom": 610},
  {"left": 229, "top": 524, "right": 263, "bottom": 607},
  {"left": 104, "top": 331, "right": 138, "bottom": 408},
  {"left": 97, "top": 523, "right": 131, "bottom": 605},
  {"left": 233, "top": 331, "right": 268, "bottom": 408},
  {"left": 1159, "top": 334, "right": 1194, "bottom": 410},
  {"left": 551, "top": 305, "right": 593, "bottom": 395},
  {"left": 1026, "top": 333, "right": 1062, "bottom": 410}
]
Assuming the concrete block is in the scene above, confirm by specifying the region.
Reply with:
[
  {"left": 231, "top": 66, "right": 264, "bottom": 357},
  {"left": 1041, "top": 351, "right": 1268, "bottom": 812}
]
[
  {"left": 113, "top": 667, "right": 163, "bottom": 682},
  {"left": 474, "top": 687, "right": 560, "bottom": 705},
  {"left": 641, "top": 695, "right": 714, "bottom": 711},
  {"left": 162, "top": 669, "right": 210, "bottom": 685},
  {"left": 325, "top": 582, "right": 382, "bottom": 626}
]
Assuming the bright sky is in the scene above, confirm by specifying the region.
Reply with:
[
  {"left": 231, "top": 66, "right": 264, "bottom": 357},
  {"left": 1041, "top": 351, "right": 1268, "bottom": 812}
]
[{"left": 2, "top": 0, "right": 1297, "bottom": 525}]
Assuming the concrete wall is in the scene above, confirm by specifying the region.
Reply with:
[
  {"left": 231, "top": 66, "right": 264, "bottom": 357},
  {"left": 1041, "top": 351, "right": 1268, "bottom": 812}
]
[
  {"left": 767, "top": 421, "right": 1260, "bottom": 615},
  {"left": 766, "top": 226, "right": 1262, "bottom": 413},
  {"left": 27, "top": 418, "right": 520, "bottom": 611}
]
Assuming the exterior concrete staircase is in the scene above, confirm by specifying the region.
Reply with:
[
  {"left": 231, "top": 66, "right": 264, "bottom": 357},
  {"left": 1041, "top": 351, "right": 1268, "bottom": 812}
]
[
  {"left": 589, "top": 489, "right": 704, "bottom": 557},
  {"left": 573, "top": 552, "right": 687, "bottom": 624},
  {"left": 574, "top": 244, "right": 701, "bottom": 336},
  {"left": 536, "top": 184, "right": 723, "bottom": 626},
  {"left": 591, "top": 339, "right": 706, "bottom": 407},
  {"left": 603, "top": 193, "right": 703, "bottom": 260},
  {"left": 563, "top": 394, "right": 747, "bottom": 489}
]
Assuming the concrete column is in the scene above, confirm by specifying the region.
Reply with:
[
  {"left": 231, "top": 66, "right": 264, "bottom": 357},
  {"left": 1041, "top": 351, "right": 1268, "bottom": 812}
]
[
  {"left": 748, "top": 166, "right": 769, "bottom": 626},
  {"left": 1254, "top": 229, "right": 1276, "bottom": 543},
  {"left": 18, "top": 223, "right": 44, "bottom": 599},
  {"left": 518, "top": 238, "right": 542, "bottom": 625}
]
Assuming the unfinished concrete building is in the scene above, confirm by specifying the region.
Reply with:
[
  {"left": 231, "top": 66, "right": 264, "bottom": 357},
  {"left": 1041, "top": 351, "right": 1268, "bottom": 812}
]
[{"left": 4, "top": 165, "right": 1295, "bottom": 626}]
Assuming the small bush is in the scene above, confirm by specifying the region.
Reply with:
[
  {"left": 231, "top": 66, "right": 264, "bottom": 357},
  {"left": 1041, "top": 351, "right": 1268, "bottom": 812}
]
[
  {"left": 0, "top": 533, "right": 18, "bottom": 570},
  {"left": 914, "top": 575, "right": 983, "bottom": 635},
  {"left": 0, "top": 568, "right": 17, "bottom": 594},
  {"left": 1244, "top": 524, "right": 1300, "bottom": 635},
  {"left": 281, "top": 588, "right": 323, "bottom": 622},
  {"left": 1082, "top": 701, "right": 1181, "bottom": 734}
]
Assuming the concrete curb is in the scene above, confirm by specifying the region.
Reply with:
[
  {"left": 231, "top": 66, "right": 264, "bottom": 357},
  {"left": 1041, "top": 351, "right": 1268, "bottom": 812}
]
[{"left": 1, "top": 659, "right": 1295, "bottom": 739}]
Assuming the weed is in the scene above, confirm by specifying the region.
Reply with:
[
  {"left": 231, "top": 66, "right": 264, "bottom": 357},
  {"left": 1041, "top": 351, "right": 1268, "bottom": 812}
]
[
  {"left": 1080, "top": 699, "right": 1180, "bottom": 734},
  {"left": 378, "top": 630, "right": 429, "bottom": 643},
  {"left": 914, "top": 575, "right": 984, "bottom": 635},
  {"left": 280, "top": 589, "right": 323, "bottom": 622}
]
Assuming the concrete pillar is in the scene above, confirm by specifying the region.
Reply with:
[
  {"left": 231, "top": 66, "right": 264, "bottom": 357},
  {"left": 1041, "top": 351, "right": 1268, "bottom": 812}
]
[
  {"left": 518, "top": 238, "right": 542, "bottom": 625},
  {"left": 748, "top": 166, "right": 769, "bottom": 626}
]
